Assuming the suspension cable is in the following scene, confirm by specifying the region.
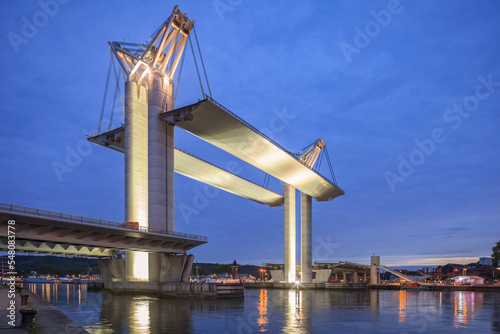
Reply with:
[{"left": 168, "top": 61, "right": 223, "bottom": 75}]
[
  {"left": 108, "top": 69, "right": 122, "bottom": 131},
  {"left": 193, "top": 26, "right": 212, "bottom": 98},
  {"left": 189, "top": 36, "right": 205, "bottom": 97},
  {"left": 174, "top": 43, "right": 187, "bottom": 102},
  {"left": 263, "top": 173, "right": 271, "bottom": 188},
  {"left": 111, "top": 55, "right": 125, "bottom": 120},
  {"left": 317, "top": 149, "right": 324, "bottom": 172},
  {"left": 324, "top": 147, "right": 338, "bottom": 185},
  {"left": 98, "top": 53, "right": 113, "bottom": 134}
]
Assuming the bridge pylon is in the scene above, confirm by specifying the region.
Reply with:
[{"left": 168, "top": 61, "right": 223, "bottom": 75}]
[{"left": 104, "top": 6, "right": 194, "bottom": 283}]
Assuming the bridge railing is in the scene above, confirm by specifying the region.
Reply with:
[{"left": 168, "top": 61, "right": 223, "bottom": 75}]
[
  {"left": 339, "top": 261, "right": 369, "bottom": 268},
  {"left": 0, "top": 203, "right": 207, "bottom": 242}
]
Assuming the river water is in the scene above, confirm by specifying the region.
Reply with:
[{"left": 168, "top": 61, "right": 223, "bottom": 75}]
[{"left": 21, "top": 283, "right": 500, "bottom": 333}]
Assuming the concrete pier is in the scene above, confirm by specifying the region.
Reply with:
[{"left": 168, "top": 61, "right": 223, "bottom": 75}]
[
  {"left": 99, "top": 254, "right": 194, "bottom": 286},
  {"left": 124, "top": 81, "right": 149, "bottom": 281},
  {"left": 148, "top": 72, "right": 175, "bottom": 233},
  {"left": 104, "top": 281, "right": 244, "bottom": 299},
  {"left": 301, "top": 193, "right": 312, "bottom": 283},
  {"left": 147, "top": 72, "right": 176, "bottom": 281},
  {"left": 284, "top": 183, "right": 296, "bottom": 282},
  {"left": 124, "top": 81, "right": 149, "bottom": 227},
  {"left": 370, "top": 256, "right": 380, "bottom": 285}
]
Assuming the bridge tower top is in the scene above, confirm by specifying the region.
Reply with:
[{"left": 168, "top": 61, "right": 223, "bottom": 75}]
[
  {"left": 297, "top": 138, "right": 326, "bottom": 168},
  {"left": 109, "top": 5, "right": 194, "bottom": 85}
]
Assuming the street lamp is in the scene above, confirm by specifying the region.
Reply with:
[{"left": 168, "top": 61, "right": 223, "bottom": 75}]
[{"left": 259, "top": 268, "right": 266, "bottom": 282}]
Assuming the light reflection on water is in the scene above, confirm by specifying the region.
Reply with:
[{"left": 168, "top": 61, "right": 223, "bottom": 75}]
[
  {"left": 20, "top": 283, "right": 500, "bottom": 333},
  {"left": 399, "top": 290, "right": 407, "bottom": 322},
  {"left": 257, "top": 288, "right": 268, "bottom": 332}
]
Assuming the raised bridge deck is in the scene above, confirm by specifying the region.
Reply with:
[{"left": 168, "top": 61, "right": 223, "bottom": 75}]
[{"left": 0, "top": 203, "right": 207, "bottom": 257}]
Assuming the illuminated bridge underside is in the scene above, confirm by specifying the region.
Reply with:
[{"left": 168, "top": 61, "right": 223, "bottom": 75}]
[
  {"left": 88, "top": 128, "right": 284, "bottom": 207},
  {"left": 161, "top": 98, "right": 344, "bottom": 201},
  {"left": 0, "top": 238, "right": 114, "bottom": 257},
  {"left": 0, "top": 209, "right": 206, "bottom": 256}
]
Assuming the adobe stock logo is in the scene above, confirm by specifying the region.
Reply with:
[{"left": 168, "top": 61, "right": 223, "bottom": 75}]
[
  {"left": 52, "top": 129, "right": 93, "bottom": 182},
  {"left": 339, "top": 0, "right": 410, "bottom": 64},
  {"left": 384, "top": 73, "right": 500, "bottom": 192},
  {"left": 7, "top": 0, "right": 70, "bottom": 54},
  {"left": 213, "top": 0, "right": 244, "bottom": 21}
]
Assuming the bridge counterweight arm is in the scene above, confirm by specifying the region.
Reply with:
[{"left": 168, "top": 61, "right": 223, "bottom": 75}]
[{"left": 107, "top": 6, "right": 194, "bottom": 85}]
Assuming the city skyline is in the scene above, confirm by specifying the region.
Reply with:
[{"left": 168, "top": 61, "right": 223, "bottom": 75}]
[{"left": 1, "top": 0, "right": 499, "bottom": 267}]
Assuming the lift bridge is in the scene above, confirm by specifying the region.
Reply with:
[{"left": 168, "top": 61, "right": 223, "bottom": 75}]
[{"left": 0, "top": 6, "right": 344, "bottom": 290}]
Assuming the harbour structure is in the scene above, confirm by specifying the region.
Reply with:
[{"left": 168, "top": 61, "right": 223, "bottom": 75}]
[{"left": 267, "top": 261, "right": 371, "bottom": 285}]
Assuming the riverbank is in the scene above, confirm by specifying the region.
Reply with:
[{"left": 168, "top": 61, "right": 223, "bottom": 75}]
[
  {"left": 244, "top": 282, "right": 367, "bottom": 290},
  {"left": 0, "top": 285, "right": 88, "bottom": 334},
  {"left": 245, "top": 282, "right": 500, "bottom": 292},
  {"left": 371, "top": 284, "right": 500, "bottom": 291}
]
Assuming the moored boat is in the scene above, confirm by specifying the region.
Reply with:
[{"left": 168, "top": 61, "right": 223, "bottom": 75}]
[{"left": 400, "top": 282, "right": 420, "bottom": 290}]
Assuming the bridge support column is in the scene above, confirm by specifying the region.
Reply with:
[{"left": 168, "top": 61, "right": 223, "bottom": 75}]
[
  {"left": 284, "top": 183, "right": 296, "bottom": 283},
  {"left": 124, "top": 80, "right": 149, "bottom": 281},
  {"left": 343, "top": 271, "right": 347, "bottom": 282},
  {"left": 149, "top": 254, "right": 194, "bottom": 282},
  {"left": 148, "top": 73, "right": 176, "bottom": 281},
  {"left": 301, "top": 193, "right": 312, "bottom": 283},
  {"left": 354, "top": 271, "right": 358, "bottom": 283},
  {"left": 148, "top": 72, "right": 175, "bottom": 233},
  {"left": 124, "top": 81, "right": 149, "bottom": 227},
  {"left": 371, "top": 256, "right": 380, "bottom": 285},
  {"left": 99, "top": 256, "right": 125, "bottom": 286}
]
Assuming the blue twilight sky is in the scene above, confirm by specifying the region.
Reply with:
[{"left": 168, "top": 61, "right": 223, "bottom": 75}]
[{"left": 1, "top": 0, "right": 499, "bottom": 267}]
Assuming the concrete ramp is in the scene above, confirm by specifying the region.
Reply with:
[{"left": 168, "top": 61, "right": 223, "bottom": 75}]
[
  {"left": 379, "top": 265, "right": 414, "bottom": 282},
  {"left": 161, "top": 98, "right": 344, "bottom": 201}
]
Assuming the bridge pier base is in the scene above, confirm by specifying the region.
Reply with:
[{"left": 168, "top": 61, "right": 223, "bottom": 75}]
[{"left": 100, "top": 254, "right": 194, "bottom": 288}]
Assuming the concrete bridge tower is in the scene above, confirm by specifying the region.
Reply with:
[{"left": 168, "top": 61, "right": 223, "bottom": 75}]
[
  {"left": 284, "top": 139, "right": 326, "bottom": 283},
  {"left": 109, "top": 6, "right": 194, "bottom": 282}
]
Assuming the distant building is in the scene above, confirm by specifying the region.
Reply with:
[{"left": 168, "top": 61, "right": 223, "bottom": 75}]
[
  {"left": 451, "top": 275, "right": 485, "bottom": 285},
  {"left": 434, "top": 264, "right": 466, "bottom": 278},
  {"left": 433, "top": 260, "right": 496, "bottom": 280},
  {"left": 479, "top": 257, "right": 493, "bottom": 266}
]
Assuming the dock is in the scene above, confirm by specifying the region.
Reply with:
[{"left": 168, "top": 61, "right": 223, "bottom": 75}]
[{"left": 0, "top": 285, "right": 89, "bottom": 333}]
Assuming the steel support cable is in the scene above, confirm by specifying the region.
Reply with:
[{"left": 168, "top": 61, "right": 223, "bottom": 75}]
[
  {"left": 174, "top": 43, "right": 187, "bottom": 102},
  {"left": 324, "top": 147, "right": 337, "bottom": 185},
  {"left": 136, "top": 21, "right": 165, "bottom": 57},
  {"left": 317, "top": 150, "right": 324, "bottom": 172},
  {"left": 298, "top": 140, "right": 317, "bottom": 156},
  {"left": 193, "top": 26, "right": 212, "bottom": 98},
  {"left": 108, "top": 69, "right": 122, "bottom": 131},
  {"left": 98, "top": 53, "right": 113, "bottom": 134},
  {"left": 189, "top": 36, "right": 205, "bottom": 97},
  {"left": 263, "top": 173, "right": 271, "bottom": 188},
  {"left": 110, "top": 56, "right": 125, "bottom": 120}
]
